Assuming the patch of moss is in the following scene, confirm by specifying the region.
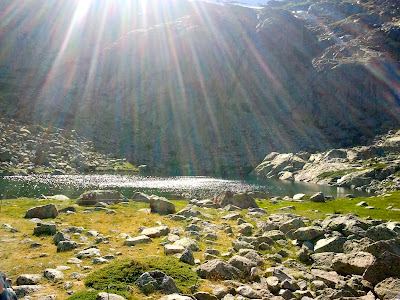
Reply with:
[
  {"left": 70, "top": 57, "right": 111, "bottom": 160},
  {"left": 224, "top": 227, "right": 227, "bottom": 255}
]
[
  {"left": 84, "top": 256, "right": 197, "bottom": 294},
  {"left": 317, "top": 168, "right": 362, "bottom": 179}
]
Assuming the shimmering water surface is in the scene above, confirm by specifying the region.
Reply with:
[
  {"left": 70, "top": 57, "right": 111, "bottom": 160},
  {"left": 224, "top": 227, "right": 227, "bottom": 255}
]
[{"left": 0, "top": 175, "right": 369, "bottom": 199}]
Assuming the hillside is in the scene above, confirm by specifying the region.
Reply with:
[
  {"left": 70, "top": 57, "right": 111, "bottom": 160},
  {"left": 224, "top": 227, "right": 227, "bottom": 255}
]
[{"left": 0, "top": 0, "right": 400, "bottom": 175}]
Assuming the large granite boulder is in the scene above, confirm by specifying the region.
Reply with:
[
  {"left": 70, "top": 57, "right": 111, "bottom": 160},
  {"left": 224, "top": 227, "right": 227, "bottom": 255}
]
[
  {"left": 150, "top": 196, "right": 176, "bottom": 215},
  {"left": 197, "top": 259, "right": 242, "bottom": 280},
  {"left": 331, "top": 252, "right": 375, "bottom": 275},
  {"left": 77, "top": 190, "right": 126, "bottom": 206},
  {"left": 132, "top": 192, "right": 151, "bottom": 203},
  {"left": 213, "top": 191, "right": 258, "bottom": 209},
  {"left": 363, "top": 251, "right": 400, "bottom": 285},
  {"left": 33, "top": 222, "right": 56, "bottom": 236},
  {"left": 374, "top": 277, "right": 400, "bottom": 300},
  {"left": 25, "top": 204, "right": 58, "bottom": 219}
]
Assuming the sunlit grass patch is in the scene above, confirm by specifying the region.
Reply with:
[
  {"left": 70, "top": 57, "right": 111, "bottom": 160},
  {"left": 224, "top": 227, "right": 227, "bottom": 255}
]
[
  {"left": 84, "top": 256, "right": 198, "bottom": 293},
  {"left": 257, "top": 191, "right": 400, "bottom": 221}
]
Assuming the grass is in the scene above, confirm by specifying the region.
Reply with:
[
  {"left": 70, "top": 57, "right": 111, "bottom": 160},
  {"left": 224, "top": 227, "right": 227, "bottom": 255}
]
[
  {"left": 257, "top": 191, "right": 400, "bottom": 221},
  {"left": 94, "top": 162, "right": 139, "bottom": 174},
  {"left": 317, "top": 168, "right": 363, "bottom": 179},
  {"left": 1, "top": 191, "right": 399, "bottom": 299},
  {"left": 84, "top": 256, "right": 197, "bottom": 293}
]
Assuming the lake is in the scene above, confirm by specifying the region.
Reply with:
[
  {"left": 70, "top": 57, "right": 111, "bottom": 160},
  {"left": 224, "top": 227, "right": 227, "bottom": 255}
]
[{"left": 0, "top": 174, "right": 369, "bottom": 199}]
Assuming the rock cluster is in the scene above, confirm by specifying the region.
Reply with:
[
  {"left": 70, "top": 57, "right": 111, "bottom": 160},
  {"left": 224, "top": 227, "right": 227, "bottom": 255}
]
[{"left": 253, "top": 130, "right": 400, "bottom": 194}]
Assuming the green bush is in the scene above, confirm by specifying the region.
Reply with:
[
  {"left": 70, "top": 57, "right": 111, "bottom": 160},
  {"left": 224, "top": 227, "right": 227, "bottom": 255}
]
[{"left": 84, "top": 256, "right": 197, "bottom": 294}]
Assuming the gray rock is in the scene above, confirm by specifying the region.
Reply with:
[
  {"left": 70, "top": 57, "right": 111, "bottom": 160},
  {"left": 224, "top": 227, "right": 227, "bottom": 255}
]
[
  {"left": 93, "top": 257, "right": 109, "bottom": 264},
  {"left": 363, "top": 251, "right": 400, "bottom": 285},
  {"left": 25, "top": 204, "right": 58, "bottom": 219},
  {"left": 197, "top": 259, "right": 242, "bottom": 280},
  {"left": 310, "top": 192, "right": 325, "bottom": 202},
  {"left": 310, "top": 269, "right": 339, "bottom": 288},
  {"left": 43, "top": 269, "right": 64, "bottom": 282},
  {"left": 222, "top": 212, "right": 242, "bottom": 221},
  {"left": 236, "top": 285, "right": 261, "bottom": 298},
  {"left": 194, "top": 291, "right": 218, "bottom": 300},
  {"left": 374, "top": 277, "right": 400, "bottom": 300},
  {"left": 141, "top": 226, "right": 169, "bottom": 238},
  {"left": 266, "top": 276, "right": 281, "bottom": 293},
  {"left": 77, "top": 190, "right": 126, "bottom": 206},
  {"left": 150, "top": 196, "right": 176, "bottom": 215},
  {"left": 132, "top": 192, "right": 151, "bottom": 203},
  {"left": 164, "top": 244, "right": 185, "bottom": 255},
  {"left": 57, "top": 241, "right": 78, "bottom": 252},
  {"left": 236, "top": 223, "right": 254, "bottom": 236},
  {"left": 213, "top": 191, "right": 258, "bottom": 209},
  {"left": 228, "top": 255, "right": 257, "bottom": 275},
  {"left": 264, "top": 230, "right": 286, "bottom": 240},
  {"left": 96, "top": 292, "right": 127, "bottom": 300},
  {"left": 180, "top": 247, "right": 195, "bottom": 265},
  {"left": 53, "top": 231, "right": 71, "bottom": 245},
  {"left": 16, "top": 274, "right": 42, "bottom": 285},
  {"left": 76, "top": 247, "right": 100, "bottom": 258},
  {"left": 123, "top": 235, "right": 152, "bottom": 246},
  {"left": 293, "top": 193, "right": 306, "bottom": 200},
  {"left": 13, "top": 285, "right": 45, "bottom": 298},
  {"left": 314, "top": 236, "right": 346, "bottom": 253},
  {"left": 366, "top": 224, "right": 398, "bottom": 241},
  {"left": 331, "top": 252, "right": 375, "bottom": 275},
  {"left": 135, "top": 270, "right": 179, "bottom": 295},
  {"left": 362, "top": 238, "right": 400, "bottom": 257},
  {"left": 33, "top": 222, "right": 56, "bottom": 236},
  {"left": 292, "top": 226, "right": 325, "bottom": 241},
  {"left": 279, "top": 218, "right": 305, "bottom": 233},
  {"left": 173, "top": 238, "right": 199, "bottom": 251}
]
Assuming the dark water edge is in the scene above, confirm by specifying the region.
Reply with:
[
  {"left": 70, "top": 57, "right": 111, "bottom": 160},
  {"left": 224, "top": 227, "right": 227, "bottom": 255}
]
[{"left": 0, "top": 174, "right": 369, "bottom": 200}]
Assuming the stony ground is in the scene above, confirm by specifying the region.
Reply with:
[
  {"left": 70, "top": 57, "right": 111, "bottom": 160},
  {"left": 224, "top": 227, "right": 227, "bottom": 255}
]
[
  {"left": 0, "top": 190, "right": 399, "bottom": 300},
  {"left": 0, "top": 119, "right": 138, "bottom": 176},
  {"left": 252, "top": 129, "right": 400, "bottom": 194}
]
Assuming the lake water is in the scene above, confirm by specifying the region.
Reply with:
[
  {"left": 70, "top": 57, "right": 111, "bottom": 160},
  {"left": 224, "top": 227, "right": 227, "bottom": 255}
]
[{"left": 0, "top": 175, "right": 369, "bottom": 199}]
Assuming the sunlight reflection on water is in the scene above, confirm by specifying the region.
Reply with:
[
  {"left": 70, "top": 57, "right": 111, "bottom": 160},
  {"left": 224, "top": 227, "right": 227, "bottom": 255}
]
[{"left": 1, "top": 174, "right": 367, "bottom": 199}]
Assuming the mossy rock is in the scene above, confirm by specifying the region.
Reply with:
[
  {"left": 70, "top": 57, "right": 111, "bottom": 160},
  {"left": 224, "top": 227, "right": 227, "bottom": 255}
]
[{"left": 84, "top": 256, "right": 197, "bottom": 294}]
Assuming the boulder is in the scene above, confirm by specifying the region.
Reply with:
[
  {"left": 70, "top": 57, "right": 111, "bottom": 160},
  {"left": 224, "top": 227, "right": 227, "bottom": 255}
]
[
  {"left": 25, "top": 204, "right": 58, "bottom": 219},
  {"left": 77, "top": 190, "right": 126, "bottom": 206},
  {"left": 293, "top": 193, "right": 306, "bottom": 201},
  {"left": 164, "top": 245, "right": 185, "bottom": 255},
  {"left": 43, "top": 269, "right": 64, "bottom": 282},
  {"left": 314, "top": 236, "right": 346, "bottom": 253},
  {"left": 150, "top": 196, "right": 176, "bottom": 215},
  {"left": 197, "top": 259, "right": 242, "bottom": 280},
  {"left": 179, "top": 247, "right": 195, "bottom": 265},
  {"left": 228, "top": 255, "right": 257, "bottom": 275},
  {"left": 374, "top": 277, "right": 400, "bottom": 300},
  {"left": 132, "top": 192, "right": 151, "bottom": 203},
  {"left": 173, "top": 238, "right": 199, "bottom": 251},
  {"left": 309, "top": 192, "right": 325, "bottom": 202},
  {"left": 366, "top": 224, "right": 398, "bottom": 241},
  {"left": 363, "top": 251, "right": 400, "bottom": 285},
  {"left": 292, "top": 226, "right": 325, "bottom": 241},
  {"left": 57, "top": 241, "right": 78, "bottom": 252},
  {"left": 310, "top": 269, "right": 339, "bottom": 288},
  {"left": 331, "top": 252, "right": 375, "bottom": 275},
  {"left": 33, "top": 222, "right": 56, "bottom": 236},
  {"left": 193, "top": 292, "right": 218, "bottom": 300},
  {"left": 97, "top": 292, "right": 127, "bottom": 300},
  {"left": 361, "top": 238, "right": 400, "bottom": 257},
  {"left": 141, "top": 226, "right": 170, "bottom": 238},
  {"left": 16, "top": 274, "right": 42, "bottom": 286},
  {"left": 279, "top": 218, "right": 305, "bottom": 233},
  {"left": 213, "top": 191, "right": 258, "bottom": 209},
  {"left": 135, "top": 270, "right": 179, "bottom": 295},
  {"left": 13, "top": 285, "right": 45, "bottom": 298},
  {"left": 76, "top": 247, "right": 101, "bottom": 258},
  {"left": 53, "top": 231, "right": 71, "bottom": 245}
]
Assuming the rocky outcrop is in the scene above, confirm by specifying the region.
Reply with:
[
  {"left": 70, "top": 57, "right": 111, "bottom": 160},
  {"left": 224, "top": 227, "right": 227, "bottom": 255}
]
[{"left": 253, "top": 129, "right": 400, "bottom": 194}]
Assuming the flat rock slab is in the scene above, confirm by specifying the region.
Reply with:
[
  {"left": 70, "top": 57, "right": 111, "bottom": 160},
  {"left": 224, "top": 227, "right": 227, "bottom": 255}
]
[
  {"left": 374, "top": 277, "right": 400, "bottom": 300},
  {"left": 141, "top": 225, "right": 169, "bottom": 238},
  {"left": 123, "top": 235, "right": 152, "bottom": 246},
  {"left": 164, "top": 244, "right": 185, "bottom": 255},
  {"left": 292, "top": 226, "right": 325, "bottom": 241},
  {"left": 16, "top": 274, "right": 42, "bottom": 285},
  {"left": 76, "top": 248, "right": 101, "bottom": 258},
  {"left": 331, "top": 252, "right": 375, "bottom": 275},
  {"left": 197, "top": 259, "right": 242, "bottom": 280},
  {"left": 311, "top": 269, "right": 339, "bottom": 288},
  {"left": 363, "top": 251, "right": 400, "bottom": 285},
  {"left": 44, "top": 269, "right": 64, "bottom": 282}
]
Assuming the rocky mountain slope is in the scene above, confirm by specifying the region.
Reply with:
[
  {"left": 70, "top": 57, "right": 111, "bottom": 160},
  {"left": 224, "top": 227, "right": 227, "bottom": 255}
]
[
  {"left": 0, "top": 0, "right": 399, "bottom": 174},
  {"left": 0, "top": 119, "right": 138, "bottom": 176},
  {"left": 252, "top": 129, "right": 400, "bottom": 194}
]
